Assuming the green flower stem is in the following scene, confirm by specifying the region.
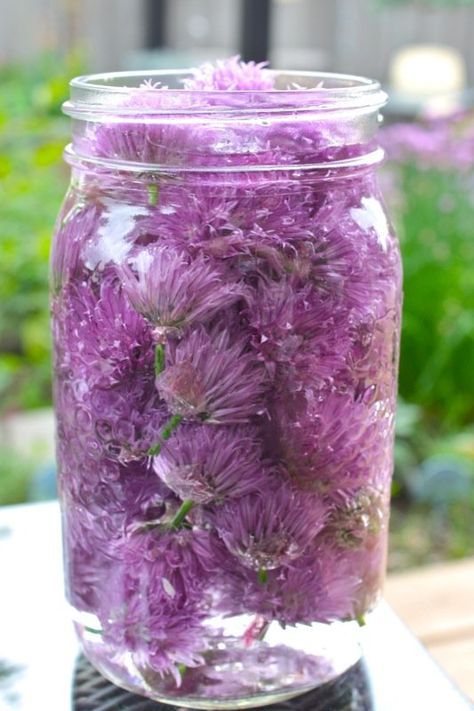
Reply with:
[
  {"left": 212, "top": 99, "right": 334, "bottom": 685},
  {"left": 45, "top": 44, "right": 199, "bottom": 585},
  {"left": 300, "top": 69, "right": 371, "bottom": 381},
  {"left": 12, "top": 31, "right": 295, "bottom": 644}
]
[
  {"left": 177, "top": 663, "right": 187, "bottom": 679},
  {"left": 154, "top": 343, "right": 165, "bottom": 375},
  {"left": 258, "top": 568, "right": 268, "bottom": 584},
  {"left": 147, "top": 183, "right": 159, "bottom": 206},
  {"left": 84, "top": 626, "right": 103, "bottom": 635},
  {"left": 356, "top": 613, "right": 367, "bottom": 627},
  {"left": 147, "top": 414, "right": 183, "bottom": 456},
  {"left": 171, "top": 499, "right": 194, "bottom": 529},
  {"left": 258, "top": 621, "right": 271, "bottom": 641},
  {"left": 162, "top": 413, "right": 183, "bottom": 439}
]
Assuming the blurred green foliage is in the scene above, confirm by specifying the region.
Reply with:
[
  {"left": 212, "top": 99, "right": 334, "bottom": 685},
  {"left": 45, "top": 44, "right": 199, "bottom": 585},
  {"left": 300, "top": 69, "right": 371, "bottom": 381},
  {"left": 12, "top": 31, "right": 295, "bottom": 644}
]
[
  {"left": 390, "top": 399, "right": 474, "bottom": 569},
  {"left": 384, "top": 131, "right": 474, "bottom": 567},
  {"left": 0, "top": 55, "right": 81, "bottom": 412},
  {"left": 0, "top": 446, "right": 35, "bottom": 506},
  {"left": 395, "top": 165, "right": 474, "bottom": 428}
]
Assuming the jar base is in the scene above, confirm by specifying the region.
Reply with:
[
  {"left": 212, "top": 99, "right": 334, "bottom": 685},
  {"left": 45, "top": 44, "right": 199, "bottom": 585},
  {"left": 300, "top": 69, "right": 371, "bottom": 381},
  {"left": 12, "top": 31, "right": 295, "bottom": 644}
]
[{"left": 76, "top": 612, "right": 363, "bottom": 709}]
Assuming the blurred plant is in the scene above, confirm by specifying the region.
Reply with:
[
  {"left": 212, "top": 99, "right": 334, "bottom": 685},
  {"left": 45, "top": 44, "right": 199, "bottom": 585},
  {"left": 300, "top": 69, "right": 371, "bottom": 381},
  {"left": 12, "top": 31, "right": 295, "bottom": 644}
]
[
  {"left": 391, "top": 400, "right": 474, "bottom": 570},
  {"left": 385, "top": 110, "right": 474, "bottom": 565},
  {"left": 0, "top": 446, "right": 35, "bottom": 506},
  {"left": 0, "top": 54, "right": 82, "bottom": 413},
  {"left": 382, "top": 113, "right": 474, "bottom": 429},
  {"left": 389, "top": 491, "right": 474, "bottom": 570}
]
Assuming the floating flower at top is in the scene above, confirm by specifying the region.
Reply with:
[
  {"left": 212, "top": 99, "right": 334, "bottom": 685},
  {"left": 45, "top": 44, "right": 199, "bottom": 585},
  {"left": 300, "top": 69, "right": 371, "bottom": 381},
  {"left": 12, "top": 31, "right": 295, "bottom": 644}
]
[
  {"left": 182, "top": 56, "right": 275, "bottom": 92},
  {"left": 121, "top": 247, "right": 243, "bottom": 340}
]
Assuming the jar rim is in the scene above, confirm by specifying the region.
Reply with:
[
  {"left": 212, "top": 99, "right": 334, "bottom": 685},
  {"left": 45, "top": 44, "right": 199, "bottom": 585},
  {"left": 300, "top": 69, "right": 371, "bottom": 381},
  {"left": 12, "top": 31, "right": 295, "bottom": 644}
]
[
  {"left": 63, "top": 69, "right": 387, "bottom": 119},
  {"left": 64, "top": 143, "right": 385, "bottom": 176}
]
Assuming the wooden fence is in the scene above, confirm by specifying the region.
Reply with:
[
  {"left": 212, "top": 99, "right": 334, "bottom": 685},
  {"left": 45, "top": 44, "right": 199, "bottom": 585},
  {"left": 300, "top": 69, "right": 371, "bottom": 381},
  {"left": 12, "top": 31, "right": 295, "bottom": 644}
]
[{"left": 1, "top": 0, "right": 473, "bottom": 82}]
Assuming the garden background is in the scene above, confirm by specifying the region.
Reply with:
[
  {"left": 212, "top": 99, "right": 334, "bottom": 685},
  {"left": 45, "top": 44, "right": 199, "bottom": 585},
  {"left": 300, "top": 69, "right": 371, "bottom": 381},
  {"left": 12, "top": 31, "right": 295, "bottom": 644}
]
[{"left": 1, "top": 0, "right": 474, "bottom": 574}]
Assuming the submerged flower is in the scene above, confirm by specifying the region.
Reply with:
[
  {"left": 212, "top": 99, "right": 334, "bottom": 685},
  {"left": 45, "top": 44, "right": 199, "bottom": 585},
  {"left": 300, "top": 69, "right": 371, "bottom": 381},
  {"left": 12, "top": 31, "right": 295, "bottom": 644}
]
[
  {"left": 325, "top": 487, "right": 388, "bottom": 550},
  {"left": 123, "top": 527, "right": 217, "bottom": 601},
  {"left": 99, "top": 526, "right": 227, "bottom": 684},
  {"left": 101, "top": 527, "right": 221, "bottom": 681},
  {"left": 276, "top": 390, "right": 394, "bottom": 495},
  {"left": 344, "top": 301, "right": 401, "bottom": 404},
  {"left": 210, "top": 530, "right": 362, "bottom": 625},
  {"left": 54, "top": 273, "right": 154, "bottom": 389},
  {"left": 51, "top": 198, "right": 104, "bottom": 290},
  {"left": 210, "top": 482, "right": 329, "bottom": 571},
  {"left": 247, "top": 279, "right": 343, "bottom": 375},
  {"left": 182, "top": 56, "right": 275, "bottom": 92},
  {"left": 156, "top": 325, "right": 267, "bottom": 424},
  {"left": 349, "top": 533, "right": 387, "bottom": 617},
  {"left": 55, "top": 362, "right": 168, "bottom": 464},
  {"left": 154, "top": 425, "right": 269, "bottom": 504},
  {"left": 60, "top": 458, "right": 175, "bottom": 610},
  {"left": 264, "top": 544, "right": 361, "bottom": 625},
  {"left": 121, "top": 247, "right": 242, "bottom": 338}
]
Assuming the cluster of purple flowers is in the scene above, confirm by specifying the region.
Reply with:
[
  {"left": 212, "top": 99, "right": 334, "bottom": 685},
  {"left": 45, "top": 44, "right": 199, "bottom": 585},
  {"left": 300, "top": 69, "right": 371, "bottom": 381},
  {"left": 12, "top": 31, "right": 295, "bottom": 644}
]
[
  {"left": 380, "top": 111, "right": 474, "bottom": 170},
  {"left": 53, "top": 57, "right": 402, "bottom": 690}
]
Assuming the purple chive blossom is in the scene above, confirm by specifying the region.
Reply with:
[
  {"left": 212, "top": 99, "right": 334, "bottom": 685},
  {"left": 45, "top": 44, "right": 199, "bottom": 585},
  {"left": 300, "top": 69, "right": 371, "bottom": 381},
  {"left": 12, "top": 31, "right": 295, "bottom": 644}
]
[
  {"left": 82, "top": 58, "right": 275, "bottom": 170},
  {"left": 209, "top": 535, "right": 361, "bottom": 625},
  {"left": 182, "top": 55, "right": 275, "bottom": 91},
  {"left": 61, "top": 460, "right": 174, "bottom": 611},
  {"left": 101, "top": 528, "right": 218, "bottom": 681},
  {"left": 52, "top": 270, "right": 168, "bottom": 463},
  {"left": 153, "top": 425, "right": 270, "bottom": 504},
  {"left": 121, "top": 246, "right": 243, "bottom": 339},
  {"left": 210, "top": 482, "right": 329, "bottom": 571},
  {"left": 51, "top": 197, "right": 104, "bottom": 290},
  {"left": 262, "top": 546, "right": 361, "bottom": 625},
  {"left": 55, "top": 364, "right": 169, "bottom": 464},
  {"left": 276, "top": 390, "right": 394, "bottom": 495},
  {"left": 296, "top": 185, "right": 396, "bottom": 309},
  {"left": 381, "top": 114, "right": 474, "bottom": 171},
  {"left": 54, "top": 274, "right": 154, "bottom": 389},
  {"left": 345, "top": 300, "right": 401, "bottom": 404},
  {"left": 246, "top": 279, "right": 344, "bottom": 377},
  {"left": 156, "top": 325, "right": 267, "bottom": 424},
  {"left": 321, "top": 487, "right": 388, "bottom": 554}
]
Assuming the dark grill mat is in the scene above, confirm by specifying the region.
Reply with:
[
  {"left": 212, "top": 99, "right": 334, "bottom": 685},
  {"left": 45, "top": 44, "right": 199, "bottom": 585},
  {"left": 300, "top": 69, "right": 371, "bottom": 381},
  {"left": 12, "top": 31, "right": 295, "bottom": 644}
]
[{"left": 73, "top": 655, "right": 374, "bottom": 711}]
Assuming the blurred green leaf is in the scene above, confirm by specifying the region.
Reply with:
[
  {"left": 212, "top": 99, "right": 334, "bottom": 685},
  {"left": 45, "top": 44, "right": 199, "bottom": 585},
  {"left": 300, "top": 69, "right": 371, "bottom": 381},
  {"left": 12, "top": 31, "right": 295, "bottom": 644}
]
[
  {"left": 386, "top": 162, "right": 474, "bottom": 429},
  {"left": 0, "top": 55, "right": 79, "bottom": 414},
  {"left": 0, "top": 446, "right": 34, "bottom": 506}
]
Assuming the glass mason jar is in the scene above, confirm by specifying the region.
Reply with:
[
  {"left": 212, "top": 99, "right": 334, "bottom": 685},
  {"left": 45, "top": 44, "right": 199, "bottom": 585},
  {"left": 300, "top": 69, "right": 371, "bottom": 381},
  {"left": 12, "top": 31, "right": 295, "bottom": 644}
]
[{"left": 52, "top": 65, "right": 402, "bottom": 709}]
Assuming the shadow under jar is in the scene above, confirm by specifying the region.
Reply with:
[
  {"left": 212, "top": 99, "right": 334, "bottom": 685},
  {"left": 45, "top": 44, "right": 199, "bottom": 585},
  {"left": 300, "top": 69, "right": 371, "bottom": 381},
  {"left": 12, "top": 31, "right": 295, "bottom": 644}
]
[{"left": 51, "top": 65, "right": 402, "bottom": 709}]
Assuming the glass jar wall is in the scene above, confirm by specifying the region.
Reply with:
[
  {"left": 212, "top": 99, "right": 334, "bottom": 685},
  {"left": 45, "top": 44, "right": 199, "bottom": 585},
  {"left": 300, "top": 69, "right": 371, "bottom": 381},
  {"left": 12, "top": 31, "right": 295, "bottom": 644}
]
[{"left": 51, "top": 62, "right": 402, "bottom": 709}]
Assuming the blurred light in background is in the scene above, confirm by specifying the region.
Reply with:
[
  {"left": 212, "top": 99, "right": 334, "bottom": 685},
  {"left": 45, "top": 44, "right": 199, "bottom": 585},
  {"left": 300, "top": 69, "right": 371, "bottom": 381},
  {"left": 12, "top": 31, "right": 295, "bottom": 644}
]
[{"left": 389, "top": 43, "right": 467, "bottom": 115}]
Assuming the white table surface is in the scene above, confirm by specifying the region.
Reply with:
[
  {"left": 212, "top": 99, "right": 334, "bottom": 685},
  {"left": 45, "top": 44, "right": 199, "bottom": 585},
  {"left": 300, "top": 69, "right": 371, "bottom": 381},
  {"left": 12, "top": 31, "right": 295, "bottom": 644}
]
[{"left": 0, "top": 502, "right": 471, "bottom": 711}]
